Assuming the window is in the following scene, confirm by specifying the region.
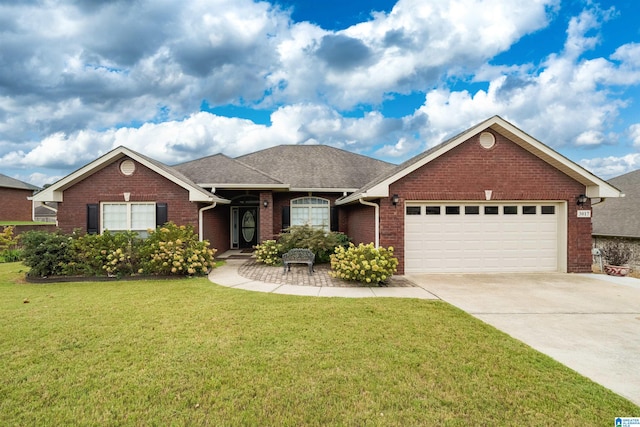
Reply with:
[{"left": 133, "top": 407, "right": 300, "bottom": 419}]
[
  {"left": 425, "top": 206, "right": 441, "bottom": 215},
  {"left": 406, "top": 206, "right": 421, "bottom": 215},
  {"left": 445, "top": 206, "right": 460, "bottom": 215},
  {"left": 465, "top": 206, "right": 479, "bottom": 215},
  {"left": 102, "top": 202, "right": 156, "bottom": 237},
  {"left": 523, "top": 206, "right": 537, "bottom": 215},
  {"left": 503, "top": 206, "right": 518, "bottom": 215},
  {"left": 484, "top": 206, "right": 499, "bottom": 215},
  {"left": 291, "top": 197, "right": 330, "bottom": 231},
  {"left": 541, "top": 206, "right": 555, "bottom": 215}
]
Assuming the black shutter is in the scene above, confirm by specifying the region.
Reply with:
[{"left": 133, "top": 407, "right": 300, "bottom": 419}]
[
  {"left": 282, "top": 205, "right": 290, "bottom": 231},
  {"left": 330, "top": 207, "right": 339, "bottom": 232},
  {"left": 87, "top": 204, "right": 99, "bottom": 234},
  {"left": 156, "top": 203, "right": 168, "bottom": 227}
]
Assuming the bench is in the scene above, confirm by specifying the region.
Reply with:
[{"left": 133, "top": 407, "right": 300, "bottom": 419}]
[{"left": 282, "top": 248, "right": 315, "bottom": 275}]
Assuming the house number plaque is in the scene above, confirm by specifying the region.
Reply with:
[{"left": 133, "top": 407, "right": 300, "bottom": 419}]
[{"left": 577, "top": 210, "right": 591, "bottom": 218}]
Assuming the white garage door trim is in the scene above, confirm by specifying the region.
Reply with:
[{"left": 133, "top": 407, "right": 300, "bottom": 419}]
[{"left": 405, "top": 201, "right": 567, "bottom": 273}]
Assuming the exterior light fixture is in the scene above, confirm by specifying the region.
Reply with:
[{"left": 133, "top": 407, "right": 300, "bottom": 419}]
[
  {"left": 263, "top": 200, "right": 269, "bottom": 208},
  {"left": 391, "top": 194, "right": 399, "bottom": 206},
  {"left": 576, "top": 194, "right": 588, "bottom": 206}
]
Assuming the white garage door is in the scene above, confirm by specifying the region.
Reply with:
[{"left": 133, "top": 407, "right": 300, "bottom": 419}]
[{"left": 405, "top": 203, "right": 562, "bottom": 273}]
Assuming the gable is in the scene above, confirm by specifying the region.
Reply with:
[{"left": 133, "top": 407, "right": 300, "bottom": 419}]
[
  {"left": 338, "top": 116, "right": 621, "bottom": 204},
  {"left": 32, "top": 146, "right": 228, "bottom": 204},
  {"left": 390, "top": 130, "right": 585, "bottom": 198}
]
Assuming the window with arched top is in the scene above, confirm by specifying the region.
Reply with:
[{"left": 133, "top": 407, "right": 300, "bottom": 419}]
[{"left": 290, "top": 197, "right": 330, "bottom": 231}]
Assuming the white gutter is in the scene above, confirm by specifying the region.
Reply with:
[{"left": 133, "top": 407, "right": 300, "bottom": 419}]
[
  {"left": 358, "top": 198, "right": 379, "bottom": 248},
  {"left": 198, "top": 202, "right": 217, "bottom": 241}
]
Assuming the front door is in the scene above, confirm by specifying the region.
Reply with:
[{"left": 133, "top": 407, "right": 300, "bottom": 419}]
[{"left": 232, "top": 207, "right": 258, "bottom": 249}]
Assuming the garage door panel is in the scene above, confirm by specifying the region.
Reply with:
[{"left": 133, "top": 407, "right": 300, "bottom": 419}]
[{"left": 405, "top": 203, "right": 560, "bottom": 273}]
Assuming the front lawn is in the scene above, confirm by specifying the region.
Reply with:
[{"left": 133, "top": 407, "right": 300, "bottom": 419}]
[{"left": 1, "top": 262, "right": 637, "bottom": 425}]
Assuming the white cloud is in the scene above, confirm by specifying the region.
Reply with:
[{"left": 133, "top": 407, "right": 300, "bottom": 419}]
[
  {"left": 410, "top": 6, "right": 640, "bottom": 151},
  {"left": 630, "top": 124, "right": 640, "bottom": 146},
  {"left": 580, "top": 153, "right": 640, "bottom": 179},
  {"left": 2, "top": 0, "right": 640, "bottom": 182}
]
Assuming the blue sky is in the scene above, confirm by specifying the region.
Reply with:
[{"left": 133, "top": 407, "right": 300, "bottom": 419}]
[{"left": 1, "top": 0, "right": 639, "bottom": 186}]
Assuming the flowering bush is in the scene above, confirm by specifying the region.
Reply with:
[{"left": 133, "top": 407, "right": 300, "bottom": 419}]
[
  {"left": 254, "top": 240, "right": 283, "bottom": 266},
  {"left": 329, "top": 243, "right": 398, "bottom": 285},
  {"left": 66, "top": 230, "right": 140, "bottom": 276},
  {"left": 139, "top": 222, "right": 216, "bottom": 276},
  {"left": 21, "top": 223, "right": 216, "bottom": 278}
]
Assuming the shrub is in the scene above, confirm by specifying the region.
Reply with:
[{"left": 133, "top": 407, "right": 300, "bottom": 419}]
[
  {"left": 276, "top": 225, "right": 350, "bottom": 263},
  {"left": 600, "top": 241, "right": 632, "bottom": 266},
  {"left": 0, "top": 226, "right": 21, "bottom": 263},
  {"left": 20, "top": 224, "right": 217, "bottom": 278},
  {"left": 139, "top": 222, "right": 216, "bottom": 276},
  {"left": 329, "top": 243, "right": 398, "bottom": 285},
  {"left": 65, "top": 230, "right": 141, "bottom": 276},
  {"left": 21, "top": 230, "right": 74, "bottom": 277},
  {"left": 254, "top": 240, "right": 283, "bottom": 266}
]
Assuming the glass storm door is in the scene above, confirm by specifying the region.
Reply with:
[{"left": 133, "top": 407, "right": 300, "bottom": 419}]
[{"left": 239, "top": 208, "right": 257, "bottom": 248}]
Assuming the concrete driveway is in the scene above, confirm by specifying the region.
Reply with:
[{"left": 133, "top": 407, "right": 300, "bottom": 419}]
[{"left": 406, "top": 272, "right": 640, "bottom": 406}]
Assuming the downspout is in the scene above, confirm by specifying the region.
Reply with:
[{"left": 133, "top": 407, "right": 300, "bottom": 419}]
[
  {"left": 198, "top": 202, "right": 217, "bottom": 242},
  {"left": 358, "top": 198, "right": 379, "bottom": 248}
]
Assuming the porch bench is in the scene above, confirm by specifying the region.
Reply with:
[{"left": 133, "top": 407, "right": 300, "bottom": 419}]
[{"left": 282, "top": 248, "right": 315, "bottom": 275}]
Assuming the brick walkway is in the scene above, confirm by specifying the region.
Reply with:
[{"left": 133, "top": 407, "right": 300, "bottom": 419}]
[{"left": 237, "top": 259, "right": 416, "bottom": 288}]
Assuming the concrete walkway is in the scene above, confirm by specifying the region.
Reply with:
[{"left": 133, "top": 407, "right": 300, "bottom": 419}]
[
  {"left": 209, "top": 259, "right": 640, "bottom": 406},
  {"left": 208, "top": 258, "right": 439, "bottom": 299}
]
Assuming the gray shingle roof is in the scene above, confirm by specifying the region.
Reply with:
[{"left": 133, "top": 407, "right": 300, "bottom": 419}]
[
  {"left": 173, "top": 153, "right": 285, "bottom": 186},
  {"left": 236, "top": 145, "right": 395, "bottom": 189},
  {"left": 0, "top": 173, "right": 39, "bottom": 191},
  {"left": 592, "top": 169, "right": 640, "bottom": 238}
]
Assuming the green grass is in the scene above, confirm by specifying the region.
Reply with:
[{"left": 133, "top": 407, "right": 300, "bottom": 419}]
[
  {"left": 0, "top": 221, "right": 51, "bottom": 226},
  {"left": 0, "top": 262, "right": 637, "bottom": 426}
]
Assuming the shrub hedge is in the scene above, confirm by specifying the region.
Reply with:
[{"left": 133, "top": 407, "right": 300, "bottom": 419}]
[{"left": 21, "top": 222, "right": 216, "bottom": 278}]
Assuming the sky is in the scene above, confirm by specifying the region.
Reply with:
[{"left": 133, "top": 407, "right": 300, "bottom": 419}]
[{"left": 1, "top": 0, "right": 639, "bottom": 187}]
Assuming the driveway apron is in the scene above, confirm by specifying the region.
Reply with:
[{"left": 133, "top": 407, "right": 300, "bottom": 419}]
[{"left": 406, "top": 273, "right": 640, "bottom": 406}]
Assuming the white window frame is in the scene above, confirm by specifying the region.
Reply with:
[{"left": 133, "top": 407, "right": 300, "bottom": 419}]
[
  {"left": 290, "top": 197, "right": 330, "bottom": 231},
  {"left": 101, "top": 202, "right": 156, "bottom": 236}
]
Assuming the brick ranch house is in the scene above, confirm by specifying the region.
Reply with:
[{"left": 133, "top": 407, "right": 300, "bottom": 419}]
[
  {"left": 0, "top": 173, "right": 39, "bottom": 221},
  {"left": 32, "top": 116, "right": 621, "bottom": 274}
]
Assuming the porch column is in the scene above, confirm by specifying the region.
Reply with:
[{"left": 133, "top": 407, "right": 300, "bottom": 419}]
[{"left": 259, "top": 191, "right": 274, "bottom": 242}]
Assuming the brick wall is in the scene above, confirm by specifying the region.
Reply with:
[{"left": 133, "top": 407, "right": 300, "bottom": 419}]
[
  {"left": 57, "top": 157, "right": 200, "bottom": 234},
  {"left": 345, "top": 202, "right": 377, "bottom": 245},
  {"left": 381, "top": 131, "right": 590, "bottom": 274},
  {"left": 0, "top": 188, "right": 34, "bottom": 221},
  {"left": 259, "top": 191, "right": 274, "bottom": 242},
  {"left": 202, "top": 204, "right": 230, "bottom": 254}
]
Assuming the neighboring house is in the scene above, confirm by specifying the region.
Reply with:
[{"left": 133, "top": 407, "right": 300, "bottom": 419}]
[
  {"left": 0, "top": 173, "right": 39, "bottom": 221},
  {"left": 34, "top": 202, "right": 58, "bottom": 223},
  {"left": 592, "top": 169, "right": 640, "bottom": 269},
  {"left": 32, "top": 116, "right": 621, "bottom": 274}
]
